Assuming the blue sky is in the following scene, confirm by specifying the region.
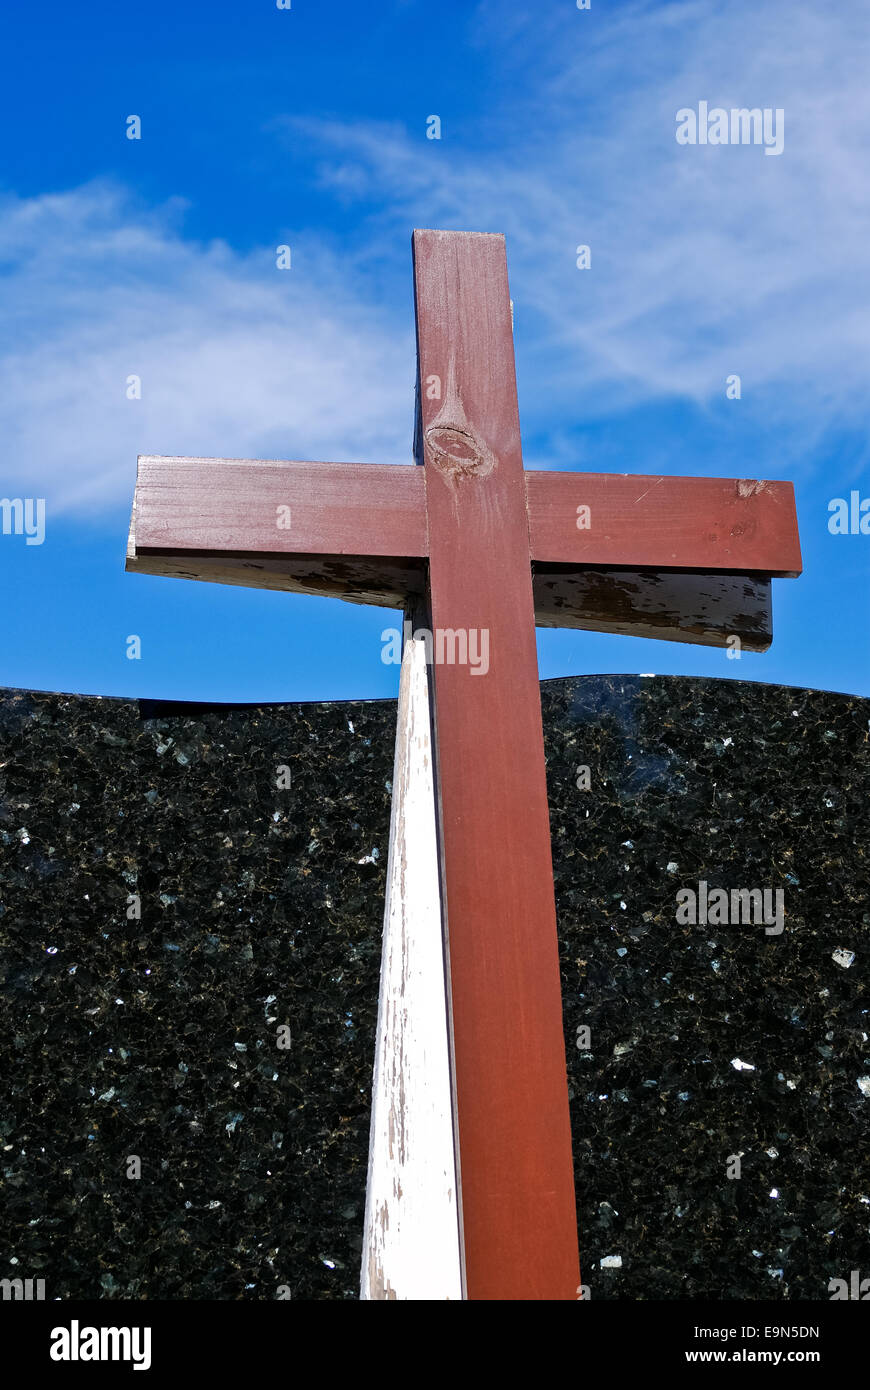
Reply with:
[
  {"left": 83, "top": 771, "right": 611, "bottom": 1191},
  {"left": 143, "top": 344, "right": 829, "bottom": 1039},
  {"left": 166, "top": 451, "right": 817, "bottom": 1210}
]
[{"left": 1, "top": 0, "right": 868, "bottom": 701}]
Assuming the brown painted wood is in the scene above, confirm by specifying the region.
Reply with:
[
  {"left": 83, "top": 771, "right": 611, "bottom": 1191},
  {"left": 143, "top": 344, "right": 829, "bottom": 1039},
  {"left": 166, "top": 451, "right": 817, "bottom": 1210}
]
[
  {"left": 526, "top": 470, "right": 801, "bottom": 576},
  {"left": 413, "top": 229, "right": 580, "bottom": 1301},
  {"left": 532, "top": 567, "right": 773, "bottom": 649},
  {"left": 130, "top": 456, "right": 427, "bottom": 558}
]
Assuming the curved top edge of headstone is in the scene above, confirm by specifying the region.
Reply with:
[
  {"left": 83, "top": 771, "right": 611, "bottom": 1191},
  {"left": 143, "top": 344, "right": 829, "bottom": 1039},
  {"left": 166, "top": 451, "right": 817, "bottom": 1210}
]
[{"left": 0, "top": 675, "right": 866, "bottom": 716}]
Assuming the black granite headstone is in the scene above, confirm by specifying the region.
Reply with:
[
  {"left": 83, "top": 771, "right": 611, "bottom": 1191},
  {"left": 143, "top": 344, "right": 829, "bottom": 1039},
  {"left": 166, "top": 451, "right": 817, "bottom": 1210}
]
[{"left": 1, "top": 677, "right": 867, "bottom": 1299}]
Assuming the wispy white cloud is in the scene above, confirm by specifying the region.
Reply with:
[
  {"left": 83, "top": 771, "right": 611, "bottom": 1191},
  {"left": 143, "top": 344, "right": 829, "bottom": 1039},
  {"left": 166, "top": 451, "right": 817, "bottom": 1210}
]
[
  {"left": 280, "top": 0, "right": 870, "bottom": 466},
  {"left": 0, "top": 185, "right": 415, "bottom": 512}
]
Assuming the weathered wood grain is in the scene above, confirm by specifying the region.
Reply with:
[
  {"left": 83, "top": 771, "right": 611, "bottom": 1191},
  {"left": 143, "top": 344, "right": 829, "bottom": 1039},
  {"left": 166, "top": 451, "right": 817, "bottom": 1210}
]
[
  {"left": 526, "top": 471, "right": 801, "bottom": 576},
  {"left": 126, "top": 550, "right": 426, "bottom": 609},
  {"left": 129, "top": 456, "right": 428, "bottom": 558},
  {"left": 361, "top": 637, "right": 462, "bottom": 1301},
  {"left": 414, "top": 228, "right": 580, "bottom": 1301},
  {"left": 532, "top": 567, "right": 773, "bottom": 649}
]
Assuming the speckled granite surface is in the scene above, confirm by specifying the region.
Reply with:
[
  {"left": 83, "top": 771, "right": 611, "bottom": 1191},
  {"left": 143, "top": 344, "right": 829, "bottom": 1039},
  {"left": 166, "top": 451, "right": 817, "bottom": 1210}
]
[
  {"left": 0, "top": 677, "right": 867, "bottom": 1299},
  {"left": 548, "top": 678, "right": 870, "bottom": 1300},
  {"left": 0, "top": 692, "right": 391, "bottom": 1300}
]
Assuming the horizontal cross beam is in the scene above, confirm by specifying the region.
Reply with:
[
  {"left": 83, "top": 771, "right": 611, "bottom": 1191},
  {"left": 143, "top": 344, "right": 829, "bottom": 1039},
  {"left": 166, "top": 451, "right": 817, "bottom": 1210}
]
[
  {"left": 130, "top": 456, "right": 800, "bottom": 573},
  {"left": 128, "top": 457, "right": 800, "bottom": 649}
]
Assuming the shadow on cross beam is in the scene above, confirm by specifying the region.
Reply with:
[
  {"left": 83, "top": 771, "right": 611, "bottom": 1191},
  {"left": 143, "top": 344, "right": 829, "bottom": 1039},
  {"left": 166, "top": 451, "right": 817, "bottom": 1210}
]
[
  {"left": 128, "top": 550, "right": 779, "bottom": 653},
  {"left": 532, "top": 565, "right": 776, "bottom": 651}
]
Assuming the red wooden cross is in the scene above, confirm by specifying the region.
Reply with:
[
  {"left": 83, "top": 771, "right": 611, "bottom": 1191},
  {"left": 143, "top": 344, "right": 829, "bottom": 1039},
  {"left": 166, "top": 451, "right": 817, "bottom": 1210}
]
[{"left": 127, "top": 230, "right": 802, "bottom": 1301}]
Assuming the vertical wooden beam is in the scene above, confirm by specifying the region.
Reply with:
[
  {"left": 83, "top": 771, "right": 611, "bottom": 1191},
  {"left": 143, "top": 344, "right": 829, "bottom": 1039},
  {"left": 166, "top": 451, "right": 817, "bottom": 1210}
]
[
  {"left": 360, "top": 636, "right": 462, "bottom": 1301},
  {"left": 413, "top": 229, "right": 580, "bottom": 1300}
]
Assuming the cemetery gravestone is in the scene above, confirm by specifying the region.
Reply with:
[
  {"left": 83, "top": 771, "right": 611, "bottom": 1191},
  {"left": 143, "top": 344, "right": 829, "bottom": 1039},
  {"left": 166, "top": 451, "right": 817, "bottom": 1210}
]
[{"left": 0, "top": 675, "right": 867, "bottom": 1299}]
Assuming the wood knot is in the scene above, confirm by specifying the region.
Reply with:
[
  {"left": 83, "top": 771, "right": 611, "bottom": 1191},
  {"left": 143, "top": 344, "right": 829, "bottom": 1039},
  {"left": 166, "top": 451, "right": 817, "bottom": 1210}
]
[{"left": 424, "top": 424, "right": 494, "bottom": 481}]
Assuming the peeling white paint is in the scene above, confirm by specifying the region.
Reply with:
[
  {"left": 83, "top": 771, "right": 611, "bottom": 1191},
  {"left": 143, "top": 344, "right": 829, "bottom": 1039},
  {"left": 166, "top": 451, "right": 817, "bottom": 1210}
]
[{"left": 360, "top": 638, "right": 462, "bottom": 1300}]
